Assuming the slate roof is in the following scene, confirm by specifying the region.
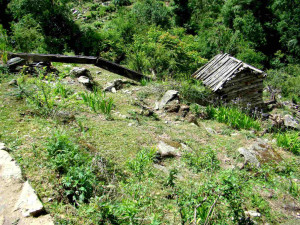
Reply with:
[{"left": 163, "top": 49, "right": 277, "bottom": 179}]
[{"left": 192, "top": 53, "right": 266, "bottom": 92}]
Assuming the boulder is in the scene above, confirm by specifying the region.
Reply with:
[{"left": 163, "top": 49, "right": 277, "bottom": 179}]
[
  {"left": 155, "top": 90, "right": 179, "bottom": 110},
  {"left": 164, "top": 102, "right": 180, "bottom": 113},
  {"left": 238, "top": 139, "right": 282, "bottom": 168},
  {"left": 283, "top": 115, "right": 300, "bottom": 130},
  {"left": 156, "top": 141, "right": 181, "bottom": 159},
  {"left": 238, "top": 147, "right": 260, "bottom": 168},
  {"left": 178, "top": 105, "right": 190, "bottom": 117},
  {"left": 14, "top": 181, "right": 44, "bottom": 217}
]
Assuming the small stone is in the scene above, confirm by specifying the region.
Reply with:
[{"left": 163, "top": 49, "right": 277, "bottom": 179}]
[
  {"left": 245, "top": 210, "right": 261, "bottom": 217},
  {"left": 128, "top": 123, "right": 133, "bottom": 127},
  {"left": 55, "top": 111, "right": 75, "bottom": 124},
  {"left": 77, "top": 76, "right": 90, "bottom": 85},
  {"left": 206, "top": 127, "right": 216, "bottom": 135},
  {"left": 104, "top": 79, "right": 124, "bottom": 92},
  {"left": 96, "top": 71, "right": 102, "bottom": 75},
  {"left": 14, "top": 181, "right": 44, "bottom": 217},
  {"left": 8, "top": 79, "right": 17, "bottom": 86},
  {"left": 6, "top": 57, "right": 26, "bottom": 71},
  {"left": 111, "top": 87, "right": 117, "bottom": 93}
]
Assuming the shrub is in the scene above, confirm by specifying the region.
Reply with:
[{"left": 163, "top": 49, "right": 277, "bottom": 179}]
[
  {"left": 80, "top": 89, "right": 114, "bottom": 116},
  {"left": 132, "top": 0, "right": 172, "bottom": 29},
  {"left": 126, "top": 27, "right": 207, "bottom": 79},
  {"left": 266, "top": 64, "right": 300, "bottom": 103},
  {"left": 113, "top": 0, "right": 131, "bottom": 7},
  {"left": 206, "top": 105, "right": 261, "bottom": 130}
]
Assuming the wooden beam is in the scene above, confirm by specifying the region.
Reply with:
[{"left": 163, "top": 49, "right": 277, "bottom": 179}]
[
  {"left": 8, "top": 52, "right": 148, "bottom": 82},
  {"left": 8, "top": 52, "right": 97, "bottom": 64}
]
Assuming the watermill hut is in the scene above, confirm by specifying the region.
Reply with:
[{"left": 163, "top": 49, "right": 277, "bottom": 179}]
[{"left": 192, "top": 53, "right": 267, "bottom": 107}]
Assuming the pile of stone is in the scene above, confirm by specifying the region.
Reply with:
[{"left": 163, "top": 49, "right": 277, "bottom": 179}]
[
  {"left": 6, "top": 57, "right": 57, "bottom": 74},
  {"left": 155, "top": 90, "right": 190, "bottom": 117}
]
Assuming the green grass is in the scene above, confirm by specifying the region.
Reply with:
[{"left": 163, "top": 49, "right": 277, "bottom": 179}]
[
  {"left": 80, "top": 88, "right": 114, "bottom": 116},
  {"left": 206, "top": 105, "right": 261, "bottom": 130},
  {"left": 276, "top": 131, "right": 300, "bottom": 155},
  {"left": 0, "top": 68, "right": 299, "bottom": 224}
]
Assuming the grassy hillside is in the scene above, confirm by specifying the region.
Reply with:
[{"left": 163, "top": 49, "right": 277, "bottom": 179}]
[
  {"left": 0, "top": 63, "right": 299, "bottom": 224},
  {"left": 0, "top": 0, "right": 299, "bottom": 224}
]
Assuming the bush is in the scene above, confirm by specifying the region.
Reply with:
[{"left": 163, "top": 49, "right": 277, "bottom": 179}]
[
  {"left": 266, "top": 64, "right": 300, "bottom": 103},
  {"left": 46, "top": 130, "right": 90, "bottom": 173},
  {"left": 206, "top": 105, "right": 261, "bottom": 130},
  {"left": 132, "top": 0, "right": 172, "bottom": 29},
  {"left": 126, "top": 27, "right": 207, "bottom": 79},
  {"left": 113, "top": 0, "right": 131, "bottom": 7}
]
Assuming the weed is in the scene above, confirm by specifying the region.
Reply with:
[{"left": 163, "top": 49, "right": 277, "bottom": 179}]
[
  {"left": 80, "top": 88, "right": 114, "bottom": 116},
  {"left": 206, "top": 105, "right": 261, "bottom": 130},
  {"left": 127, "top": 148, "right": 156, "bottom": 180},
  {"left": 62, "top": 165, "right": 96, "bottom": 204},
  {"left": 53, "top": 83, "right": 73, "bottom": 99},
  {"left": 46, "top": 130, "right": 89, "bottom": 174},
  {"left": 165, "top": 168, "right": 178, "bottom": 188},
  {"left": 184, "top": 147, "right": 220, "bottom": 173},
  {"left": 289, "top": 180, "right": 300, "bottom": 198},
  {"left": 276, "top": 131, "right": 299, "bottom": 155},
  {"left": 140, "top": 78, "right": 150, "bottom": 86}
]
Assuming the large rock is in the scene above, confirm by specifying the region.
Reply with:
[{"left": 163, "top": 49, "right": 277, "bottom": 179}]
[
  {"left": 238, "top": 147, "right": 260, "bottom": 168},
  {"left": 14, "top": 181, "right": 44, "bottom": 217},
  {"left": 155, "top": 90, "right": 179, "bottom": 110},
  {"left": 238, "top": 139, "right": 282, "bottom": 168},
  {"left": 0, "top": 149, "right": 22, "bottom": 181},
  {"left": 156, "top": 141, "right": 181, "bottom": 158},
  {"left": 283, "top": 115, "right": 300, "bottom": 130}
]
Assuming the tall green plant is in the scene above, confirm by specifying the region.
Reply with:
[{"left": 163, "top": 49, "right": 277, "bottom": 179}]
[{"left": 80, "top": 89, "right": 114, "bottom": 116}]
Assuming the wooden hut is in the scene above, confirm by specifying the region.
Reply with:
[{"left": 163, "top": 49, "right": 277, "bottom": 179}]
[{"left": 192, "top": 53, "right": 267, "bottom": 107}]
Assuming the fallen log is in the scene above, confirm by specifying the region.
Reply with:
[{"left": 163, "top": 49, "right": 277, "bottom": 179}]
[{"left": 8, "top": 52, "right": 147, "bottom": 82}]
